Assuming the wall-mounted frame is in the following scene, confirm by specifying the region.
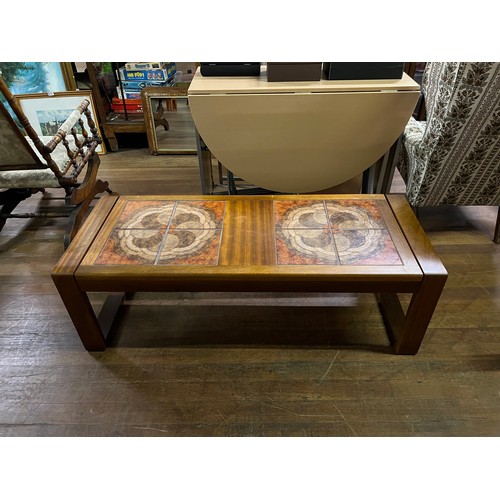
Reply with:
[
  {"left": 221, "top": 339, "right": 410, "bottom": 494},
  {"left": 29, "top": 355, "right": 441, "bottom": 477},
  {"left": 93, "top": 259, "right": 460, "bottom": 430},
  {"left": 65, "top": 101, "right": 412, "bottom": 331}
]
[
  {"left": 141, "top": 86, "right": 197, "bottom": 154},
  {"left": 0, "top": 62, "right": 76, "bottom": 94},
  {"left": 15, "top": 91, "right": 106, "bottom": 154}
]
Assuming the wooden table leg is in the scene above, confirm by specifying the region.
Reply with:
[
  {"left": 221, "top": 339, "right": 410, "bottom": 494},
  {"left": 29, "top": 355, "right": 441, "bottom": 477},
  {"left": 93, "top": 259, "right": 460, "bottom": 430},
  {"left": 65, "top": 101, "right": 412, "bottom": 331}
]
[
  {"left": 383, "top": 194, "right": 448, "bottom": 354},
  {"left": 377, "top": 272, "right": 447, "bottom": 354},
  {"left": 52, "top": 273, "right": 108, "bottom": 351},
  {"left": 397, "top": 273, "right": 447, "bottom": 354},
  {"left": 51, "top": 194, "right": 120, "bottom": 351}
]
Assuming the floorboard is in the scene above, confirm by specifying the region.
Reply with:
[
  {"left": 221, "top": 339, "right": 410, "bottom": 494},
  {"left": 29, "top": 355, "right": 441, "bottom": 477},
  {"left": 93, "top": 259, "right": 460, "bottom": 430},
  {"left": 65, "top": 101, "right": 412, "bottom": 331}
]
[{"left": 0, "top": 148, "right": 499, "bottom": 438}]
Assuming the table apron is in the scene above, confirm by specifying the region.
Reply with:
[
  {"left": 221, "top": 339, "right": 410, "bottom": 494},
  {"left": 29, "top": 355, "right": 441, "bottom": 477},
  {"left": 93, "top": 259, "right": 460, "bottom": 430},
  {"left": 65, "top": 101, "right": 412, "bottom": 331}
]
[{"left": 74, "top": 278, "right": 422, "bottom": 294}]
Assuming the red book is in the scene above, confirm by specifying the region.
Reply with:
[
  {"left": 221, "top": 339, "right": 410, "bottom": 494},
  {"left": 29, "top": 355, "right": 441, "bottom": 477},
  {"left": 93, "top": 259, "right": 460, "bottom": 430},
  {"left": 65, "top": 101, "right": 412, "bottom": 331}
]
[
  {"left": 111, "top": 105, "right": 143, "bottom": 114},
  {"left": 112, "top": 97, "right": 143, "bottom": 106}
]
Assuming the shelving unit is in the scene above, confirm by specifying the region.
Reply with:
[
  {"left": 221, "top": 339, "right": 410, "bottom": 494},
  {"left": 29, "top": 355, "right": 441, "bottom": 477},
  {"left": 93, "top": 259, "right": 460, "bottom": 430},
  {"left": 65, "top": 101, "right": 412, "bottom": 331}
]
[{"left": 86, "top": 62, "right": 147, "bottom": 152}]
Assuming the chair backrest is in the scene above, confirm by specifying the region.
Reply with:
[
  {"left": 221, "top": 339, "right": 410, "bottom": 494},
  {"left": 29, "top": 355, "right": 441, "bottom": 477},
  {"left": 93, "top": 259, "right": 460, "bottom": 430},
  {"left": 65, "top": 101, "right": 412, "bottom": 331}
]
[
  {"left": 401, "top": 62, "right": 500, "bottom": 206},
  {"left": 1, "top": 73, "right": 102, "bottom": 185},
  {"left": 0, "top": 99, "right": 45, "bottom": 170}
]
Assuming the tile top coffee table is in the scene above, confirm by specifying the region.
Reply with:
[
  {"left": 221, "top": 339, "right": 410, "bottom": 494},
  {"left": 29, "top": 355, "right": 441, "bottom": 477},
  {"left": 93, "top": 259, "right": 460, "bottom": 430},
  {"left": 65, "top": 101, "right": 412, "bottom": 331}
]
[{"left": 52, "top": 194, "right": 447, "bottom": 354}]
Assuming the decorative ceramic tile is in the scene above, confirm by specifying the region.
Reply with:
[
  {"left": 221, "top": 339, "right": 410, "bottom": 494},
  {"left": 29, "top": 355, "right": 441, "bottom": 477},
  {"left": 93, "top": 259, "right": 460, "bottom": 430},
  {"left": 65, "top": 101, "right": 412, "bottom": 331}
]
[
  {"left": 274, "top": 199, "right": 401, "bottom": 266},
  {"left": 115, "top": 201, "right": 175, "bottom": 229},
  {"left": 326, "top": 200, "right": 385, "bottom": 230},
  {"left": 95, "top": 198, "right": 402, "bottom": 268},
  {"left": 158, "top": 229, "right": 222, "bottom": 265},
  {"left": 275, "top": 227, "right": 338, "bottom": 265},
  {"left": 95, "top": 229, "right": 164, "bottom": 265},
  {"left": 334, "top": 229, "right": 402, "bottom": 265},
  {"left": 274, "top": 200, "right": 328, "bottom": 229},
  {"left": 170, "top": 201, "right": 225, "bottom": 229},
  {"left": 95, "top": 200, "right": 226, "bottom": 266}
]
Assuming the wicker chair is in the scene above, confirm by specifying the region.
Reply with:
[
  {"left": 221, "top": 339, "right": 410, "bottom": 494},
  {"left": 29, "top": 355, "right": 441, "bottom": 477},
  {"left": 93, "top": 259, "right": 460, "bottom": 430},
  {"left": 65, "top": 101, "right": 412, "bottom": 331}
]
[
  {"left": 395, "top": 62, "right": 500, "bottom": 243},
  {"left": 0, "top": 74, "right": 111, "bottom": 248}
]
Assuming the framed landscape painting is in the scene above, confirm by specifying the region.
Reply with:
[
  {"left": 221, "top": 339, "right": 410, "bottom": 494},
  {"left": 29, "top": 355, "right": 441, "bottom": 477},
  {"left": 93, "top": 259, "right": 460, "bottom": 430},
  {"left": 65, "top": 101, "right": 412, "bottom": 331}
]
[
  {"left": 0, "top": 62, "right": 76, "bottom": 94},
  {"left": 0, "top": 62, "right": 77, "bottom": 124},
  {"left": 16, "top": 91, "right": 106, "bottom": 154}
]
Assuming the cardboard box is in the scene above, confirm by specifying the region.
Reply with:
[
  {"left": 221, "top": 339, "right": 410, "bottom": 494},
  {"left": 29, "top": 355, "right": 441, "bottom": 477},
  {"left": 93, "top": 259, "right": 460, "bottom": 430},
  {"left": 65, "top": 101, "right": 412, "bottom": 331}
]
[
  {"left": 120, "top": 79, "right": 172, "bottom": 90},
  {"left": 267, "top": 63, "right": 322, "bottom": 82},
  {"left": 323, "top": 63, "right": 404, "bottom": 80},
  {"left": 125, "top": 62, "right": 168, "bottom": 70},
  {"left": 116, "top": 88, "right": 142, "bottom": 100},
  {"left": 119, "top": 63, "right": 176, "bottom": 82}
]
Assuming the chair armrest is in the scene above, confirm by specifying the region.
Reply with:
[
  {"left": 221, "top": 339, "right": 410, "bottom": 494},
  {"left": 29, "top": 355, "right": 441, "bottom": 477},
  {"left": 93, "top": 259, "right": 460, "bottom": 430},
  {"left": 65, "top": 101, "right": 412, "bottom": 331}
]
[
  {"left": 1, "top": 74, "right": 101, "bottom": 185},
  {"left": 404, "top": 116, "right": 426, "bottom": 146},
  {"left": 43, "top": 99, "right": 92, "bottom": 154}
]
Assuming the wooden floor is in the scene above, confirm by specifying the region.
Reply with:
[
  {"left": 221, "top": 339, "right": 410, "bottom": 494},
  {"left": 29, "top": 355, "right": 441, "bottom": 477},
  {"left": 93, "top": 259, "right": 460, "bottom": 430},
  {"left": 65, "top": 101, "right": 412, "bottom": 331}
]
[
  {"left": 154, "top": 99, "right": 197, "bottom": 151},
  {"left": 1, "top": 148, "right": 499, "bottom": 437}
]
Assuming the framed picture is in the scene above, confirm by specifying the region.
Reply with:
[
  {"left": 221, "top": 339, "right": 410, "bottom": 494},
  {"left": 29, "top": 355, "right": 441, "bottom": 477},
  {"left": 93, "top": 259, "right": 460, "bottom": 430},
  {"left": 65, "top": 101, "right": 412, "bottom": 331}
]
[
  {"left": 0, "top": 62, "right": 76, "bottom": 94},
  {"left": 141, "top": 85, "right": 197, "bottom": 154},
  {"left": 16, "top": 91, "right": 106, "bottom": 154}
]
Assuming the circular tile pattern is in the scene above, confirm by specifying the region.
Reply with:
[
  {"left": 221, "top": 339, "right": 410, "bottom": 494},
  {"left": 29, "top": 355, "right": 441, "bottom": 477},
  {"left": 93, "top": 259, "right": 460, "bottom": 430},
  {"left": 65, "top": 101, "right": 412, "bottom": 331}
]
[
  {"left": 278, "top": 201, "right": 394, "bottom": 265},
  {"left": 117, "top": 202, "right": 221, "bottom": 263}
]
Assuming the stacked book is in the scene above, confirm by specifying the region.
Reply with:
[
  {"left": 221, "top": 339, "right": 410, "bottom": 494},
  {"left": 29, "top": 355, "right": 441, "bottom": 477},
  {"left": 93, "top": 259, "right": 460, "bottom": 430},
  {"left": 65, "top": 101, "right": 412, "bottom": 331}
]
[
  {"left": 110, "top": 97, "right": 143, "bottom": 114},
  {"left": 116, "top": 62, "right": 177, "bottom": 100}
]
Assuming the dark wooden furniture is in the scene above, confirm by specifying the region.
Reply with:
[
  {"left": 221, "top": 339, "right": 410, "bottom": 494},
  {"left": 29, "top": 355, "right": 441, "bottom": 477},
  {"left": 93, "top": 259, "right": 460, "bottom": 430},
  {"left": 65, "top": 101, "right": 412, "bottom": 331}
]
[
  {"left": 86, "top": 63, "right": 146, "bottom": 152},
  {"left": 0, "top": 75, "right": 111, "bottom": 248},
  {"left": 52, "top": 194, "right": 447, "bottom": 354}
]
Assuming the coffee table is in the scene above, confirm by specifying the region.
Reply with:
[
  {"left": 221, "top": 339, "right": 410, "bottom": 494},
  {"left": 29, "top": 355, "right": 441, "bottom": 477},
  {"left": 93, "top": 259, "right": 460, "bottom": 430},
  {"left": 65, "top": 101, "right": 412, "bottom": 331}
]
[{"left": 52, "top": 194, "right": 447, "bottom": 354}]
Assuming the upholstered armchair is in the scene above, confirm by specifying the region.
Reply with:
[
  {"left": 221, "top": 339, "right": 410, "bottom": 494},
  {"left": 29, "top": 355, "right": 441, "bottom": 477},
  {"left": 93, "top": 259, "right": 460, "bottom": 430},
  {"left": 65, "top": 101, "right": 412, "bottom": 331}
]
[
  {"left": 396, "top": 62, "right": 500, "bottom": 243},
  {"left": 0, "top": 73, "right": 111, "bottom": 248}
]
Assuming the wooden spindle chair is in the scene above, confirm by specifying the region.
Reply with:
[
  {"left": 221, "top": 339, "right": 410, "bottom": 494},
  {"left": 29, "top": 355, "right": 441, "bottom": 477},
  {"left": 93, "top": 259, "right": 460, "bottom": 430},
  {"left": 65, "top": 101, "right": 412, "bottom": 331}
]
[{"left": 0, "top": 74, "right": 113, "bottom": 248}]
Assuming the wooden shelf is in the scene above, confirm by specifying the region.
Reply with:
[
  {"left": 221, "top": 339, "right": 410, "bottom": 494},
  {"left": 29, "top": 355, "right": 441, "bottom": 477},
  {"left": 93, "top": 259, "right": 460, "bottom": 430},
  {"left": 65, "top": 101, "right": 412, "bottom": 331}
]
[
  {"left": 86, "top": 62, "right": 147, "bottom": 152},
  {"left": 106, "top": 112, "right": 146, "bottom": 133}
]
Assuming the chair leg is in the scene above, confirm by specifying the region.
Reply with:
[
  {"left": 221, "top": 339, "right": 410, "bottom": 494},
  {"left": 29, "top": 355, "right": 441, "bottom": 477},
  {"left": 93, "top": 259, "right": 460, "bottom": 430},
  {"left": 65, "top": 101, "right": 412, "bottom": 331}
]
[
  {"left": 494, "top": 206, "right": 500, "bottom": 244},
  {"left": 217, "top": 161, "right": 224, "bottom": 185},
  {"left": 361, "top": 166, "right": 375, "bottom": 194},
  {"left": 227, "top": 170, "right": 238, "bottom": 195},
  {"left": 377, "top": 136, "right": 403, "bottom": 194}
]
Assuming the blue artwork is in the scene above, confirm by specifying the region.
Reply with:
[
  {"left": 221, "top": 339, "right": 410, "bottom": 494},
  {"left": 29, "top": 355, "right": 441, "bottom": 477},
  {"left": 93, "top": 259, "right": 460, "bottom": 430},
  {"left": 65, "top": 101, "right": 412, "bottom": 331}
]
[
  {"left": 1, "top": 62, "right": 67, "bottom": 95},
  {"left": 0, "top": 62, "right": 68, "bottom": 127}
]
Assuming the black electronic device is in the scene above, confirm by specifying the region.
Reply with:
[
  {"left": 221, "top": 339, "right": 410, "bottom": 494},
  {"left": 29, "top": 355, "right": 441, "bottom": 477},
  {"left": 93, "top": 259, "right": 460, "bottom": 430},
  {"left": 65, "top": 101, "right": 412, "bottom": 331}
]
[
  {"left": 267, "top": 62, "right": 322, "bottom": 82},
  {"left": 200, "top": 63, "right": 261, "bottom": 77},
  {"left": 323, "top": 62, "right": 404, "bottom": 80}
]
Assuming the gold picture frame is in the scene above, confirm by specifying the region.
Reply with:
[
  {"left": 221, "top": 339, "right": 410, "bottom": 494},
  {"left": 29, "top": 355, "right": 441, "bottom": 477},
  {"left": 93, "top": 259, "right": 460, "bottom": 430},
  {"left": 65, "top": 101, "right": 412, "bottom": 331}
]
[
  {"left": 60, "top": 62, "right": 78, "bottom": 91},
  {"left": 141, "top": 86, "right": 197, "bottom": 154},
  {"left": 16, "top": 90, "right": 106, "bottom": 154}
]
